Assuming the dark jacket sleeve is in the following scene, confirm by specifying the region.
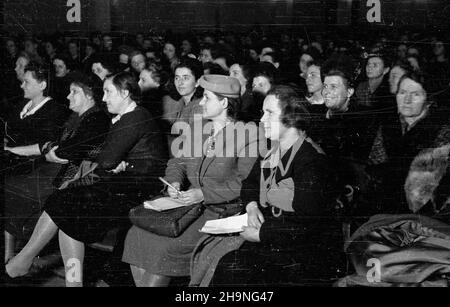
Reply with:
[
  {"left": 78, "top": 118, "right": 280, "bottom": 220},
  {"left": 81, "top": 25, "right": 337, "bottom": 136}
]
[
  {"left": 240, "top": 156, "right": 262, "bottom": 205},
  {"left": 55, "top": 111, "right": 110, "bottom": 161},
  {"left": 95, "top": 110, "right": 145, "bottom": 170},
  {"left": 259, "top": 153, "right": 334, "bottom": 247},
  {"left": 36, "top": 101, "right": 69, "bottom": 150}
]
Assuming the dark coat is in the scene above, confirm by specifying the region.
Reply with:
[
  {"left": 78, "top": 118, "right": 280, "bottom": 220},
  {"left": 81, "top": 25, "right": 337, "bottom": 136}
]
[
  {"left": 212, "top": 140, "right": 345, "bottom": 286},
  {"left": 44, "top": 106, "right": 169, "bottom": 243},
  {"left": 96, "top": 106, "right": 168, "bottom": 181},
  {"left": 238, "top": 90, "right": 258, "bottom": 123},
  {"left": 56, "top": 106, "right": 110, "bottom": 161},
  {"left": 311, "top": 103, "right": 378, "bottom": 188},
  {"left": 376, "top": 107, "right": 449, "bottom": 213},
  {"left": 6, "top": 98, "right": 69, "bottom": 150},
  {"left": 355, "top": 77, "right": 392, "bottom": 110},
  {"left": 52, "top": 106, "right": 110, "bottom": 187}
]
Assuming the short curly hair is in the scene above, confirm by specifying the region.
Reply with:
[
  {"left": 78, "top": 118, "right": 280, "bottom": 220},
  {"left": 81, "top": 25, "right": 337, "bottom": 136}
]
[
  {"left": 266, "top": 85, "right": 311, "bottom": 133},
  {"left": 321, "top": 54, "right": 356, "bottom": 88},
  {"left": 108, "top": 71, "right": 142, "bottom": 104}
]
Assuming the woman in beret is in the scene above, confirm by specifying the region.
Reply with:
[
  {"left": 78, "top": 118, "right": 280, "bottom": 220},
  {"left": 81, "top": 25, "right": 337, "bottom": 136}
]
[{"left": 122, "top": 74, "right": 261, "bottom": 287}]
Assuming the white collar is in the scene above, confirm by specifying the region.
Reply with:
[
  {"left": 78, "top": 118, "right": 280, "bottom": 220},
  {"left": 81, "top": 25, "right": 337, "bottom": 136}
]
[
  {"left": 111, "top": 102, "right": 137, "bottom": 124},
  {"left": 20, "top": 97, "right": 52, "bottom": 119},
  {"left": 306, "top": 95, "right": 325, "bottom": 105}
]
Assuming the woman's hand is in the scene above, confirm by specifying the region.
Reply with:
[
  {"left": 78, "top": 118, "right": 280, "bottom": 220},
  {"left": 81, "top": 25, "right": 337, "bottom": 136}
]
[
  {"left": 111, "top": 161, "right": 129, "bottom": 174},
  {"left": 178, "top": 188, "right": 204, "bottom": 205},
  {"left": 246, "top": 202, "right": 265, "bottom": 229},
  {"left": 240, "top": 226, "right": 261, "bottom": 243},
  {"left": 45, "top": 146, "right": 69, "bottom": 164},
  {"left": 167, "top": 182, "right": 181, "bottom": 199}
]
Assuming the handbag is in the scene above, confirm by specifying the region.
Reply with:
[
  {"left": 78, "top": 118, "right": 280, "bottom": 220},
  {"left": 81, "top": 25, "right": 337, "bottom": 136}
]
[
  {"left": 58, "top": 160, "right": 100, "bottom": 190},
  {"left": 129, "top": 199, "right": 205, "bottom": 238}
]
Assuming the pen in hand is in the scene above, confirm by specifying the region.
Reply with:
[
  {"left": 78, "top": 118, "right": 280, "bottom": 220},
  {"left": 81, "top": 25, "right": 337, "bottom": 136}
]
[{"left": 158, "top": 177, "right": 182, "bottom": 197}]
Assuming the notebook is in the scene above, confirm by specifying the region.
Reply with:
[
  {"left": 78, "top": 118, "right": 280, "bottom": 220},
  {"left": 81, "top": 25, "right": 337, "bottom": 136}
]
[{"left": 143, "top": 197, "right": 186, "bottom": 212}]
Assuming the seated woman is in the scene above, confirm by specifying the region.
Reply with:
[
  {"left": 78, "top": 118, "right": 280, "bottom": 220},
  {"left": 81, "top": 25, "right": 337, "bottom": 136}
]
[
  {"left": 91, "top": 55, "right": 117, "bottom": 111},
  {"left": 122, "top": 74, "right": 260, "bottom": 287},
  {"left": 4, "top": 73, "right": 110, "bottom": 270},
  {"left": 304, "top": 59, "right": 326, "bottom": 114},
  {"left": 228, "top": 61, "right": 255, "bottom": 123},
  {"left": 164, "top": 59, "right": 204, "bottom": 157},
  {"left": 138, "top": 64, "right": 170, "bottom": 131},
  {"left": 171, "top": 59, "right": 204, "bottom": 127},
  {"left": 209, "top": 85, "right": 344, "bottom": 286},
  {"left": 49, "top": 53, "right": 80, "bottom": 110},
  {"left": 4, "top": 63, "right": 68, "bottom": 157},
  {"left": 5, "top": 72, "right": 168, "bottom": 287},
  {"left": 3, "top": 64, "right": 69, "bottom": 262},
  {"left": 1, "top": 52, "right": 30, "bottom": 122},
  {"left": 373, "top": 71, "right": 449, "bottom": 214},
  {"left": 45, "top": 74, "right": 111, "bottom": 189}
]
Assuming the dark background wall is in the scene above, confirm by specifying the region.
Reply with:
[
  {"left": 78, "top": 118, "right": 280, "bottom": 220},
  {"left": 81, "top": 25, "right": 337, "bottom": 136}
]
[
  {"left": 2, "top": 0, "right": 450, "bottom": 35},
  {"left": 353, "top": 0, "right": 450, "bottom": 28}
]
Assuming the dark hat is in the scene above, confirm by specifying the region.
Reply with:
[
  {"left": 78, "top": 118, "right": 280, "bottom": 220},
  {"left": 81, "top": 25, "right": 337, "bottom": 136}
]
[{"left": 198, "top": 74, "right": 240, "bottom": 98}]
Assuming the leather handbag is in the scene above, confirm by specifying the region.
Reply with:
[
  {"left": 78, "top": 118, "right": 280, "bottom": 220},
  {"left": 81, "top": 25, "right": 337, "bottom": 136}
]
[{"left": 129, "top": 201, "right": 205, "bottom": 238}]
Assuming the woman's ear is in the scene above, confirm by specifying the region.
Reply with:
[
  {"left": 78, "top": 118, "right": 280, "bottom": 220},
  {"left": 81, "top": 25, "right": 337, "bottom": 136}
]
[
  {"left": 39, "top": 80, "right": 47, "bottom": 92},
  {"left": 347, "top": 87, "right": 354, "bottom": 98},
  {"left": 221, "top": 97, "right": 229, "bottom": 109},
  {"left": 120, "top": 89, "right": 130, "bottom": 99},
  {"left": 85, "top": 93, "right": 94, "bottom": 102}
]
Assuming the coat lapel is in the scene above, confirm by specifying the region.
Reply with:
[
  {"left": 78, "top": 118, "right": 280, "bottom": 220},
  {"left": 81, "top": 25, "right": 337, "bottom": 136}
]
[{"left": 198, "top": 123, "right": 232, "bottom": 181}]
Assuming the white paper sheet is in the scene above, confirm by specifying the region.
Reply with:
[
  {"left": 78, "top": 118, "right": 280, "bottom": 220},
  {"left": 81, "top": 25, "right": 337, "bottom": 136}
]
[
  {"left": 143, "top": 197, "right": 186, "bottom": 211},
  {"left": 200, "top": 213, "right": 248, "bottom": 234}
]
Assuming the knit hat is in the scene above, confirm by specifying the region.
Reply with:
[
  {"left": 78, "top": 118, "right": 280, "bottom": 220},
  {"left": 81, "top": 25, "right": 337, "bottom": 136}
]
[{"left": 198, "top": 74, "right": 241, "bottom": 98}]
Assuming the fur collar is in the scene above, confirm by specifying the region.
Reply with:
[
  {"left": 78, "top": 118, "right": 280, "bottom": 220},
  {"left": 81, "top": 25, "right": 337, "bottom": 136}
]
[{"left": 405, "top": 145, "right": 450, "bottom": 213}]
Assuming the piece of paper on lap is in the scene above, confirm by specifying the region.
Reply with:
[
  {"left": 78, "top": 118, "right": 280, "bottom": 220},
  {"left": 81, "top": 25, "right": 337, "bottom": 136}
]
[{"left": 200, "top": 213, "right": 248, "bottom": 234}]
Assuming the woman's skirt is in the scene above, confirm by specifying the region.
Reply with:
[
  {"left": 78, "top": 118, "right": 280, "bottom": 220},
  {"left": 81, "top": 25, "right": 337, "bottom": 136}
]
[
  {"left": 4, "top": 160, "right": 60, "bottom": 239},
  {"left": 122, "top": 208, "right": 219, "bottom": 277},
  {"left": 44, "top": 181, "right": 136, "bottom": 244}
]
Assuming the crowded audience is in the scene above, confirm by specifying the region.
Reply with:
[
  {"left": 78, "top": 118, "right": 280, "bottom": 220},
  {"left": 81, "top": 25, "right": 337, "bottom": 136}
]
[{"left": 1, "top": 26, "right": 450, "bottom": 287}]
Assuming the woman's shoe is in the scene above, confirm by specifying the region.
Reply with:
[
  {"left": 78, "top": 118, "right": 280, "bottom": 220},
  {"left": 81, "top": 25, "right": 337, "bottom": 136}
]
[
  {"left": 4, "top": 258, "right": 33, "bottom": 279},
  {"left": 2, "top": 260, "right": 33, "bottom": 285}
]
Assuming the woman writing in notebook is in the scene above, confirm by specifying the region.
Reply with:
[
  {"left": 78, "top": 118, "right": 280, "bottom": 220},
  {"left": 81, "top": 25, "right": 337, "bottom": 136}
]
[{"left": 122, "top": 74, "right": 261, "bottom": 287}]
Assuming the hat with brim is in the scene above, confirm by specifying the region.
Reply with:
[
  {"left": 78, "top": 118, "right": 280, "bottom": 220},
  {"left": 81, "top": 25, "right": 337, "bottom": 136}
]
[{"left": 198, "top": 74, "right": 241, "bottom": 98}]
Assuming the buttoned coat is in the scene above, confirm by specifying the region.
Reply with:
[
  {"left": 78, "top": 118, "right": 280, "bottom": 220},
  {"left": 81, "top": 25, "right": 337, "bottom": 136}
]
[{"left": 165, "top": 119, "right": 261, "bottom": 204}]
